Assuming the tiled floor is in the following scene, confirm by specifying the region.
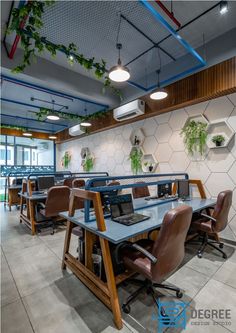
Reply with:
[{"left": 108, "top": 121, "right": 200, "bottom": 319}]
[{"left": 1, "top": 203, "right": 236, "bottom": 333}]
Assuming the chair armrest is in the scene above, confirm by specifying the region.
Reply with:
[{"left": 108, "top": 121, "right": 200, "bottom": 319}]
[
  {"left": 37, "top": 202, "right": 45, "bottom": 209},
  {"left": 200, "top": 213, "right": 216, "bottom": 223},
  {"left": 131, "top": 243, "right": 157, "bottom": 264}
]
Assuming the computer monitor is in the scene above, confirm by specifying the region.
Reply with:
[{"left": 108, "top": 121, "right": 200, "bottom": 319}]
[
  {"left": 158, "top": 183, "right": 172, "bottom": 198},
  {"left": 92, "top": 180, "right": 107, "bottom": 188},
  {"left": 110, "top": 194, "right": 134, "bottom": 219},
  {"left": 37, "top": 176, "right": 55, "bottom": 191},
  {"left": 177, "top": 180, "right": 190, "bottom": 199}
]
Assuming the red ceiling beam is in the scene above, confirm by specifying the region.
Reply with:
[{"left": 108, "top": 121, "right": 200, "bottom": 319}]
[
  {"left": 154, "top": 0, "right": 181, "bottom": 28},
  {"left": 8, "top": 1, "right": 30, "bottom": 59}
]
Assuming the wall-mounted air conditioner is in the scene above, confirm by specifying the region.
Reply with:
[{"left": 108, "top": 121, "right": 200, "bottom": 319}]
[
  {"left": 113, "top": 99, "right": 145, "bottom": 122},
  {"left": 69, "top": 124, "right": 85, "bottom": 136}
]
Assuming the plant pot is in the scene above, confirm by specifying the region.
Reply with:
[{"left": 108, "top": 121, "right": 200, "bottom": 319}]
[
  {"left": 215, "top": 141, "right": 222, "bottom": 147},
  {"left": 148, "top": 166, "right": 154, "bottom": 172}
]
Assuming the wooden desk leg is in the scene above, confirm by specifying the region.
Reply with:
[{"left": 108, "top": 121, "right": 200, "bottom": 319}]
[
  {"left": 100, "top": 238, "right": 123, "bottom": 330},
  {"left": 8, "top": 190, "right": 12, "bottom": 212},
  {"left": 62, "top": 220, "right": 73, "bottom": 269},
  {"left": 85, "top": 230, "right": 96, "bottom": 271},
  {"left": 28, "top": 201, "right": 36, "bottom": 235}
]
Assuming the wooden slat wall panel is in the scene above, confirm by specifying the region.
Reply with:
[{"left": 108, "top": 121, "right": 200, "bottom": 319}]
[{"left": 1, "top": 128, "right": 51, "bottom": 140}]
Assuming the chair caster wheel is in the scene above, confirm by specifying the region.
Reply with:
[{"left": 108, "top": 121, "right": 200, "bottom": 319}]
[
  {"left": 197, "top": 252, "right": 202, "bottom": 258},
  {"left": 223, "top": 253, "right": 227, "bottom": 259},
  {"left": 219, "top": 243, "right": 224, "bottom": 249},
  {"left": 176, "top": 291, "right": 183, "bottom": 298},
  {"left": 122, "top": 304, "right": 131, "bottom": 314}
]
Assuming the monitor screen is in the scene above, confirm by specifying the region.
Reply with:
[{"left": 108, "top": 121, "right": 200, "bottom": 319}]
[
  {"left": 158, "top": 183, "right": 172, "bottom": 198},
  {"left": 110, "top": 194, "right": 134, "bottom": 218},
  {"left": 177, "top": 180, "right": 190, "bottom": 199},
  {"left": 37, "top": 176, "right": 55, "bottom": 191}
]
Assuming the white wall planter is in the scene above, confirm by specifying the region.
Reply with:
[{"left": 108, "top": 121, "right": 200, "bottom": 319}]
[
  {"left": 129, "top": 128, "right": 145, "bottom": 147},
  {"left": 142, "top": 154, "right": 158, "bottom": 173},
  {"left": 206, "top": 120, "right": 235, "bottom": 149},
  {"left": 183, "top": 114, "right": 209, "bottom": 129}
]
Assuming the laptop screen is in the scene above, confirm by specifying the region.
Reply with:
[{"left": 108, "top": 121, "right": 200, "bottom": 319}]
[
  {"left": 177, "top": 180, "right": 190, "bottom": 198},
  {"left": 158, "top": 183, "right": 172, "bottom": 197},
  {"left": 110, "top": 194, "right": 134, "bottom": 218}
]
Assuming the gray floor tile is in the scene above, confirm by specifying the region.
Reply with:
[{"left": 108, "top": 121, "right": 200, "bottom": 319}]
[
  {"left": 2, "top": 232, "right": 42, "bottom": 255},
  {"left": 23, "top": 274, "right": 119, "bottom": 333},
  {"left": 192, "top": 279, "right": 236, "bottom": 333},
  {"left": 213, "top": 260, "right": 236, "bottom": 289},
  {"left": 6, "top": 243, "right": 70, "bottom": 297},
  {"left": 1, "top": 250, "right": 20, "bottom": 307},
  {"left": 1, "top": 300, "right": 33, "bottom": 333}
]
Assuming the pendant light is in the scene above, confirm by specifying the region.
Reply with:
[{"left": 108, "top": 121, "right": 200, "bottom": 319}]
[
  {"left": 108, "top": 13, "right": 130, "bottom": 82},
  {"left": 150, "top": 48, "right": 168, "bottom": 100},
  {"left": 46, "top": 100, "right": 60, "bottom": 120},
  {"left": 80, "top": 105, "right": 92, "bottom": 127},
  {"left": 49, "top": 135, "right": 57, "bottom": 140}
]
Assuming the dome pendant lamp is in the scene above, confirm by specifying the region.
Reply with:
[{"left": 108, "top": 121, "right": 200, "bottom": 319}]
[
  {"left": 150, "top": 69, "right": 168, "bottom": 100},
  {"left": 108, "top": 43, "right": 130, "bottom": 82}
]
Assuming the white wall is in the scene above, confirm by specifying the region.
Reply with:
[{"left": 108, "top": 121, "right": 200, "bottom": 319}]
[{"left": 57, "top": 93, "right": 236, "bottom": 241}]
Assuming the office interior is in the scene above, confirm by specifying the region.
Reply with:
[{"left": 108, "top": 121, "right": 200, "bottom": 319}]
[{"left": 1, "top": 1, "right": 236, "bottom": 332}]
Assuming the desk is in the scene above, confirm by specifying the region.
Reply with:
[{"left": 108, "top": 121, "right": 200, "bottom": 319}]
[
  {"left": 61, "top": 197, "right": 216, "bottom": 329},
  {"left": 5, "top": 185, "right": 22, "bottom": 211},
  {"left": 19, "top": 192, "right": 48, "bottom": 235}
]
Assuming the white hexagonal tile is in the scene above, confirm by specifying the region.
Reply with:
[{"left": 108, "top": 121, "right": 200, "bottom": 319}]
[
  {"left": 227, "top": 107, "right": 236, "bottom": 132},
  {"left": 143, "top": 136, "right": 158, "bottom": 154},
  {"left": 114, "top": 135, "right": 123, "bottom": 150},
  {"left": 154, "top": 112, "right": 171, "bottom": 124},
  {"left": 114, "top": 149, "right": 125, "bottom": 164},
  {"left": 227, "top": 93, "right": 236, "bottom": 106},
  {"left": 185, "top": 101, "right": 209, "bottom": 116},
  {"left": 114, "top": 164, "right": 125, "bottom": 175},
  {"left": 143, "top": 118, "right": 157, "bottom": 136},
  {"left": 186, "top": 161, "right": 211, "bottom": 183},
  {"left": 155, "top": 143, "right": 172, "bottom": 163},
  {"left": 206, "top": 148, "right": 234, "bottom": 172},
  {"left": 156, "top": 162, "right": 173, "bottom": 173},
  {"left": 204, "top": 96, "right": 234, "bottom": 122},
  {"left": 169, "top": 131, "right": 185, "bottom": 151},
  {"left": 228, "top": 161, "right": 236, "bottom": 185},
  {"left": 122, "top": 142, "right": 131, "bottom": 156},
  {"left": 122, "top": 125, "right": 132, "bottom": 140},
  {"left": 229, "top": 206, "right": 236, "bottom": 222},
  {"left": 106, "top": 157, "right": 116, "bottom": 171},
  {"left": 205, "top": 173, "right": 235, "bottom": 197},
  {"left": 132, "top": 120, "right": 145, "bottom": 129},
  {"left": 233, "top": 188, "right": 236, "bottom": 211},
  {"left": 155, "top": 123, "right": 172, "bottom": 143},
  {"left": 169, "top": 108, "right": 188, "bottom": 131},
  {"left": 169, "top": 151, "right": 190, "bottom": 172}
]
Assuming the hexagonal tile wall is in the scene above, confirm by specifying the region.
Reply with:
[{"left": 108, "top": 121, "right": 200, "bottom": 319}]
[
  {"left": 169, "top": 131, "right": 185, "bottom": 152},
  {"left": 169, "top": 108, "right": 188, "bottom": 131},
  {"left": 206, "top": 148, "right": 234, "bottom": 172},
  {"left": 143, "top": 136, "right": 158, "bottom": 155},
  {"left": 204, "top": 95, "right": 234, "bottom": 122},
  {"left": 155, "top": 143, "right": 172, "bottom": 163},
  {"left": 155, "top": 123, "right": 172, "bottom": 143}
]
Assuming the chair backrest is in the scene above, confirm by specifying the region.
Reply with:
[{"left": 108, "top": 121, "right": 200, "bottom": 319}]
[
  {"left": 151, "top": 205, "right": 192, "bottom": 283},
  {"left": 108, "top": 181, "right": 120, "bottom": 187},
  {"left": 44, "top": 186, "right": 70, "bottom": 217},
  {"left": 72, "top": 179, "right": 85, "bottom": 188},
  {"left": 63, "top": 177, "right": 75, "bottom": 188},
  {"left": 132, "top": 182, "right": 150, "bottom": 199},
  {"left": 212, "top": 190, "right": 232, "bottom": 232},
  {"left": 72, "top": 179, "right": 85, "bottom": 209}
]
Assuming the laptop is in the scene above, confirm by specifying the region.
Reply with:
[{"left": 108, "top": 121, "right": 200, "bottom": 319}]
[
  {"left": 37, "top": 176, "right": 55, "bottom": 192},
  {"left": 177, "top": 179, "right": 190, "bottom": 201},
  {"left": 110, "top": 194, "right": 150, "bottom": 226}
]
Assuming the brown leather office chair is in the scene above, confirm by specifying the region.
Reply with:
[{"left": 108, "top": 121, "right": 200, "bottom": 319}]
[
  {"left": 132, "top": 182, "right": 150, "bottom": 199},
  {"left": 39, "top": 186, "right": 70, "bottom": 218},
  {"left": 108, "top": 181, "right": 120, "bottom": 187},
  {"left": 72, "top": 179, "right": 85, "bottom": 188},
  {"left": 63, "top": 177, "right": 75, "bottom": 188},
  {"left": 119, "top": 205, "right": 192, "bottom": 314},
  {"left": 191, "top": 190, "right": 232, "bottom": 259}
]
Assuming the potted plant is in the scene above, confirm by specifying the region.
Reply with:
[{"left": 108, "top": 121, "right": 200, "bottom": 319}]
[
  {"left": 144, "top": 161, "right": 154, "bottom": 172},
  {"left": 181, "top": 120, "right": 208, "bottom": 156},
  {"left": 212, "top": 134, "right": 225, "bottom": 147},
  {"left": 83, "top": 156, "right": 94, "bottom": 172},
  {"left": 61, "top": 151, "right": 71, "bottom": 169},
  {"left": 129, "top": 147, "right": 143, "bottom": 175}
]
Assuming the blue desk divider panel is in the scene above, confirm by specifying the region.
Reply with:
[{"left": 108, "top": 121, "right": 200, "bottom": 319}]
[{"left": 84, "top": 173, "right": 189, "bottom": 222}]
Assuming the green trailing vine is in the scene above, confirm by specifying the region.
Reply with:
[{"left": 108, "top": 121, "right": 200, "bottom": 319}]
[
  {"left": 181, "top": 120, "right": 208, "bottom": 156},
  {"left": 82, "top": 156, "right": 94, "bottom": 172},
  {"left": 7, "top": 1, "right": 122, "bottom": 99},
  {"left": 129, "top": 147, "right": 143, "bottom": 175},
  {"left": 1, "top": 124, "right": 27, "bottom": 132},
  {"left": 37, "top": 107, "right": 108, "bottom": 122},
  {"left": 61, "top": 151, "right": 71, "bottom": 169}
]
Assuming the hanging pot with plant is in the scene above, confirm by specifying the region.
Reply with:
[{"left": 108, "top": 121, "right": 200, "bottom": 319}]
[
  {"left": 61, "top": 151, "right": 71, "bottom": 169},
  {"left": 212, "top": 135, "right": 225, "bottom": 147},
  {"left": 181, "top": 120, "right": 208, "bottom": 156},
  {"left": 129, "top": 147, "right": 143, "bottom": 175},
  {"left": 82, "top": 156, "right": 94, "bottom": 172}
]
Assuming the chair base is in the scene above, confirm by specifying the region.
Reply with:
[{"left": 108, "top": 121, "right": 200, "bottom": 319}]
[
  {"left": 122, "top": 278, "right": 183, "bottom": 315},
  {"left": 189, "top": 233, "right": 227, "bottom": 259}
]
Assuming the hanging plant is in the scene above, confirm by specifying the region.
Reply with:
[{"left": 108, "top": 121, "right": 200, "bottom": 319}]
[
  {"left": 1, "top": 124, "right": 27, "bottom": 131},
  {"left": 37, "top": 107, "right": 108, "bottom": 122},
  {"left": 7, "top": 1, "right": 122, "bottom": 99},
  {"left": 82, "top": 156, "right": 94, "bottom": 172},
  {"left": 129, "top": 147, "right": 143, "bottom": 175},
  {"left": 61, "top": 151, "right": 71, "bottom": 169},
  {"left": 181, "top": 120, "right": 208, "bottom": 156}
]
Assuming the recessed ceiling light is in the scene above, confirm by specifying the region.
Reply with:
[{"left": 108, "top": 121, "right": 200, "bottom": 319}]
[
  {"left": 80, "top": 121, "right": 92, "bottom": 127},
  {"left": 23, "top": 132, "right": 32, "bottom": 137},
  {"left": 220, "top": 1, "right": 228, "bottom": 14},
  {"left": 47, "top": 114, "right": 60, "bottom": 121},
  {"left": 49, "top": 135, "right": 57, "bottom": 140}
]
